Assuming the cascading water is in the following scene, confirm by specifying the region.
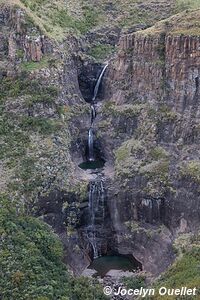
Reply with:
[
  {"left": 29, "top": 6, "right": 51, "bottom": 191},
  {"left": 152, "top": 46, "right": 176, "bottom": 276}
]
[
  {"left": 85, "top": 64, "right": 108, "bottom": 258},
  {"left": 85, "top": 63, "right": 108, "bottom": 165},
  {"left": 80, "top": 63, "right": 144, "bottom": 275},
  {"left": 91, "top": 104, "right": 96, "bottom": 124},
  {"left": 92, "top": 64, "right": 108, "bottom": 102},
  {"left": 87, "top": 180, "right": 105, "bottom": 258},
  {"left": 88, "top": 128, "right": 94, "bottom": 162}
]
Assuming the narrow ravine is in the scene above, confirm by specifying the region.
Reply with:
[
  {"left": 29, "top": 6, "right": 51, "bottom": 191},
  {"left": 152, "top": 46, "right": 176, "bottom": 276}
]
[
  {"left": 79, "top": 63, "right": 142, "bottom": 283},
  {"left": 85, "top": 64, "right": 108, "bottom": 258}
]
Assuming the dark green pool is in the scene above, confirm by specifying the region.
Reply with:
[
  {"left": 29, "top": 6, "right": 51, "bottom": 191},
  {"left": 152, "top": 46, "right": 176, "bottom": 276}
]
[
  {"left": 78, "top": 160, "right": 105, "bottom": 170},
  {"left": 88, "top": 255, "right": 139, "bottom": 277}
]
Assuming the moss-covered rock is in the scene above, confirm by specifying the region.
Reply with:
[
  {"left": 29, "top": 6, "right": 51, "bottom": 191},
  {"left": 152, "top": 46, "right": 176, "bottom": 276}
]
[{"left": 180, "top": 160, "right": 200, "bottom": 184}]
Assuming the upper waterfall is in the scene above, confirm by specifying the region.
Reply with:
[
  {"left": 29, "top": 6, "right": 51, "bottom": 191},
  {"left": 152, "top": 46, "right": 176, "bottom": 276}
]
[{"left": 92, "top": 64, "right": 108, "bottom": 102}]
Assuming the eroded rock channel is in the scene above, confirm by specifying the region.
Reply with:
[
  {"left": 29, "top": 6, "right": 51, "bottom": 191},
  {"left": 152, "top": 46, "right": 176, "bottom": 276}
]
[{"left": 77, "top": 64, "right": 141, "bottom": 278}]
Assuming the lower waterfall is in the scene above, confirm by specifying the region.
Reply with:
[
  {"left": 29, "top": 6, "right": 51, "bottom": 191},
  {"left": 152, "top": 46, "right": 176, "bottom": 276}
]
[{"left": 87, "top": 180, "right": 105, "bottom": 258}]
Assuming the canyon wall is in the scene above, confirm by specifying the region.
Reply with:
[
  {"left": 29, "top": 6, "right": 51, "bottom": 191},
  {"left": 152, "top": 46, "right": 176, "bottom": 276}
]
[
  {"left": 96, "top": 28, "right": 200, "bottom": 275},
  {"left": 107, "top": 33, "right": 200, "bottom": 110},
  {"left": 1, "top": 2, "right": 200, "bottom": 279},
  {"left": 0, "top": 4, "right": 93, "bottom": 274}
]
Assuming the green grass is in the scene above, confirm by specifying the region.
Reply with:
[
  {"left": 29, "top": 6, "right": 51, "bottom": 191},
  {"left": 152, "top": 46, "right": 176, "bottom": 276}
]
[
  {"left": 0, "top": 76, "right": 58, "bottom": 107},
  {"left": 1, "top": 0, "right": 179, "bottom": 41},
  {"left": 19, "top": 0, "right": 100, "bottom": 38},
  {"left": 51, "top": 5, "right": 99, "bottom": 34},
  {"left": 20, "top": 116, "right": 61, "bottom": 135},
  {"left": 21, "top": 56, "right": 50, "bottom": 71},
  {"left": 119, "top": 6, "right": 152, "bottom": 28},
  {"left": 3, "top": 0, "right": 200, "bottom": 43},
  {"left": 139, "top": 9, "right": 200, "bottom": 36}
]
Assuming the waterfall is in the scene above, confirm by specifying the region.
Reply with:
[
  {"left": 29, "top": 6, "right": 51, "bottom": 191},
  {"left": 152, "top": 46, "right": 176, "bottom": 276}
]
[
  {"left": 87, "top": 180, "right": 105, "bottom": 258},
  {"left": 83, "top": 63, "right": 108, "bottom": 258},
  {"left": 92, "top": 64, "right": 108, "bottom": 102},
  {"left": 86, "top": 63, "right": 108, "bottom": 162},
  {"left": 91, "top": 104, "right": 96, "bottom": 124},
  {"left": 88, "top": 128, "right": 94, "bottom": 161}
]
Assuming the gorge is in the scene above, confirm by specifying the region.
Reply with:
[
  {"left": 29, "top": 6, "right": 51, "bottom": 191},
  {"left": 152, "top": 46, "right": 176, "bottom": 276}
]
[{"left": 0, "top": 1, "right": 200, "bottom": 299}]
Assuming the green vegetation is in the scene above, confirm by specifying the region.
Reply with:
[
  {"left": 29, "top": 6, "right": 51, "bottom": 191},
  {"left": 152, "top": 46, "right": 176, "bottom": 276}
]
[
  {"left": 50, "top": 5, "right": 99, "bottom": 35},
  {"left": 20, "top": 116, "right": 61, "bottom": 135},
  {"left": 175, "top": 0, "right": 200, "bottom": 12},
  {"left": 140, "top": 160, "right": 169, "bottom": 182},
  {"left": 19, "top": 0, "right": 100, "bottom": 38},
  {"left": 11, "top": 156, "right": 43, "bottom": 193},
  {"left": 16, "top": 49, "right": 24, "bottom": 60},
  {"left": 158, "top": 105, "right": 178, "bottom": 122},
  {"left": 21, "top": 56, "right": 50, "bottom": 71},
  {"left": 115, "top": 139, "right": 146, "bottom": 177},
  {"left": 0, "top": 74, "right": 65, "bottom": 197},
  {"left": 0, "top": 197, "right": 108, "bottom": 300},
  {"left": 0, "top": 76, "right": 58, "bottom": 106},
  {"left": 115, "top": 138, "right": 170, "bottom": 195},
  {"left": 102, "top": 103, "right": 145, "bottom": 117},
  {"left": 88, "top": 44, "right": 115, "bottom": 60},
  {"left": 0, "top": 115, "right": 30, "bottom": 160},
  {"left": 0, "top": 75, "right": 59, "bottom": 162},
  {"left": 125, "top": 221, "right": 140, "bottom": 233},
  {"left": 115, "top": 140, "right": 145, "bottom": 163},
  {"left": 119, "top": 5, "right": 153, "bottom": 28},
  {"left": 1, "top": 0, "right": 179, "bottom": 42},
  {"left": 153, "top": 248, "right": 200, "bottom": 300},
  {"left": 123, "top": 275, "right": 146, "bottom": 290},
  {"left": 115, "top": 139, "right": 169, "bottom": 178},
  {"left": 180, "top": 160, "right": 200, "bottom": 184},
  {"left": 147, "top": 233, "right": 200, "bottom": 300},
  {"left": 149, "top": 146, "right": 169, "bottom": 161},
  {"left": 139, "top": 9, "right": 200, "bottom": 36}
]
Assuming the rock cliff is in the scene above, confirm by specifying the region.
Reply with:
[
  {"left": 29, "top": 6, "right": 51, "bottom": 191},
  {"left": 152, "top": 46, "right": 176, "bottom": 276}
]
[
  {"left": 1, "top": 0, "right": 200, "bottom": 285},
  {"left": 95, "top": 10, "right": 200, "bottom": 276}
]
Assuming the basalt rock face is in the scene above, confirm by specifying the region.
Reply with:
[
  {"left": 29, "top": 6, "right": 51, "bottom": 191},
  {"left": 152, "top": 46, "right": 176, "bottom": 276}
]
[
  {"left": 106, "top": 33, "right": 200, "bottom": 110},
  {"left": 96, "top": 31, "right": 200, "bottom": 275},
  {"left": 0, "top": 6, "right": 53, "bottom": 73}
]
